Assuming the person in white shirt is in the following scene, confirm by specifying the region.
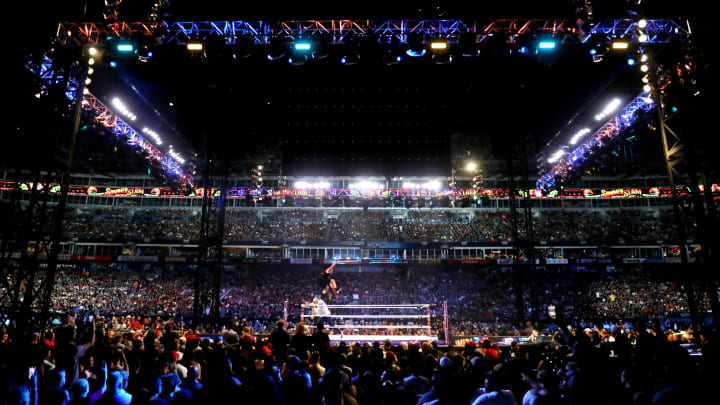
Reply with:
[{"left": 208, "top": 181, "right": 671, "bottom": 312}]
[{"left": 305, "top": 297, "right": 332, "bottom": 328}]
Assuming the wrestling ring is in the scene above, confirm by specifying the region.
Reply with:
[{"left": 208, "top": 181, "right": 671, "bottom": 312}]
[{"left": 291, "top": 302, "right": 450, "bottom": 344}]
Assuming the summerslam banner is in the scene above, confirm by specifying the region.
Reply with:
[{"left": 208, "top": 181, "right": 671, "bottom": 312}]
[{"left": 2, "top": 181, "right": 719, "bottom": 199}]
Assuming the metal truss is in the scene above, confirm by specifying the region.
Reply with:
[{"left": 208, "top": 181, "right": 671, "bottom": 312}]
[
  {"left": 24, "top": 53, "right": 189, "bottom": 181},
  {"left": 581, "top": 19, "right": 692, "bottom": 44},
  {"left": 192, "top": 169, "right": 227, "bottom": 327},
  {"left": 537, "top": 94, "right": 655, "bottom": 190},
  {"left": 53, "top": 18, "right": 690, "bottom": 46}
]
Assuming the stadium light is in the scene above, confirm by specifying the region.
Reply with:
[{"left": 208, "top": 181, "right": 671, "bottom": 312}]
[
  {"left": 424, "top": 181, "right": 441, "bottom": 190},
  {"left": 349, "top": 180, "right": 382, "bottom": 190},
  {"left": 296, "top": 181, "right": 330, "bottom": 189},
  {"left": 595, "top": 98, "right": 622, "bottom": 121},
  {"left": 112, "top": 97, "right": 137, "bottom": 121},
  {"left": 569, "top": 128, "right": 591, "bottom": 145},
  {"left": 142, "top": 127, "right": 163, "bottom": 145},
  {"left": 547, "top": 149, "right": 566, "bottom": 163}
]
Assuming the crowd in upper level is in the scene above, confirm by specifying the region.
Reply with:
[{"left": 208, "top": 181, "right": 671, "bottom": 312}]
[{"left": 61, "top": 207, "right": 689, "bottom": 244}]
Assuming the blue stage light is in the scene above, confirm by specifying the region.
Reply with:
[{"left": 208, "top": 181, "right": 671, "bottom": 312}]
[
  {"left": 538, "top": 41, "right": 556, "bottom": 50},
  {"left": 295, "top": 42, "right": 311, "bottom": 51},
  {"left": 627, "top": 58, "right": 636, "bottom": 65},
  {"left": 589, "top": 48, "right": 597, "bottom": 55},
  {"left": 117, "top": 43, "right": 134, "bottom": 52},
  {"left": 109, "top": 61, "right": 117, "bottom": 68},
  {"left": 340, "top": 57, "right": 346, "bottom": 64}
]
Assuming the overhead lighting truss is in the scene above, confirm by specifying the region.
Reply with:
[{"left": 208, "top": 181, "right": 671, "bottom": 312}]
[
  {"left": 25, "top": 53, "right": 191, "bottom": 182},
  {"left": 537, "top": 94, "right": 655, "bottom": 190},
  {"left": 53, "top": 18, "right": 690, "bottom": 47}
]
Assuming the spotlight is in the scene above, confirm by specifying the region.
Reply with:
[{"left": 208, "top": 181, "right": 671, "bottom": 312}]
[
  {"left": 640, "top": 64, "right": 649, "bottom": 72},
  {"left": 89, "top": 47, "right": 98, "bottom": 55},
  {"left": 612, "top": 41, "right": 629, "bottom": 50},
  {"left": 638, "top": 19, "right": 648, "bottom": 29},
  {"left": 340, "top": 54, "right": 360, "bottom": 66},
  {"left": 294, "top": 42, "right": 311, "bottom": 51},
  {"left": 117, "top": 42, "right": 134, "bottom": 52},
  {"left": 641, "top": 75, "right": 649, "bottom": 83},
  {"left": 643, "top": 84, "right": 652, "bottom": 93},
  {"left": 638, "top": 34, "right": 648, "bottom": 43},
  {"left": 627, "top": 58, "right": 636, "bottom": 66},
  {"left": 430, "top": 41, "right": 447, "bottom": 50},
  {"left": 640, "top": 54, "right": 648, "bottom": 62},
  {"left": 187, "top": 41, "right": 204, "bottom": 51},
  {"left": 538, "top": 41, "right": 556, "bottom": 50}
]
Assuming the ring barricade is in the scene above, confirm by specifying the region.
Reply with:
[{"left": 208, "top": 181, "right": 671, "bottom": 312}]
[{"left": 300, "top": 303, "right": 439, "bottom": 343}]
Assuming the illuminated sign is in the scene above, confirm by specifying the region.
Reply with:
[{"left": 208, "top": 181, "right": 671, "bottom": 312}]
[
  {"left": 103, "top": 187, "right": 145, "bottom": 197},
  {"left": 599, "top": 188, "right": 642, "bottom": 198}
]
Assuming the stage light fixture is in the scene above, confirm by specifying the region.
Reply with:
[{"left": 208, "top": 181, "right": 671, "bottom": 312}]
[
  {"left": 109, "top": 61, "right": 117, "bottom": 68},
  {"left": 638, "top": 19, "right": 648, "bottom": 29},
  {"left": 538, "top": 41, "right": 556, "bottom": 50},
  {"left": 643, "top": 84, "right": 652, "bottom": 93},
  {"left": 638, "top": 34, "right": 648, "bottom": 43},
  {"left": 612, "top": 41, "right": 629, "bottom": 50},
  {"left": 569, "top": 128, "right": 591, "bottom": 145},
  {"left": 627, "top": 58, "right": 636, "bottom": 66},
  {"left": 430, "top": 41, "right": 447, "bottom": 50},
  {"left": 88, "top": 58, "right": 96, "bottom": 65},
  {"left": 640, "top": 64, "right": 649, "bottom": 72},
  {"left": 405, "top": 48, "right": 427, "bottom": 58},
  {"left": 117, "top": 42, "right": 134, "bottom": 52},
  {"left": 89, "top": 47, "right": 98, "bottom": 55},
  {"left": 640, "top": 54, "right": 648, "bottom": 62},
  {"left": 595, "top": 98, "right": 622, "bottom": 121},
  {"left": 187, "top": 41, "right": 204, "bottom": 51},
  {"left": 295, "top": 42, "right": 311, "bottom": 51},
  {"left": 340, "top": 54, "right": 360, "bottom": 66}
]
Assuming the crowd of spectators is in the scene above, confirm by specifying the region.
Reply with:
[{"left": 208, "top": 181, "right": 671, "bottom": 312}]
[
  {"left": 61, "top": 207, "right": 689, "bottom": 244},
  {"left": 473, "top": 210, "right": 681, "bottom": 243},
  {"left": 0, "top": 299, "right": 714, "bottom": 405},
  {"left": 329, "top": 212, "right": 403, "bottom": 242},
  {"left": 1, "top": 265, "right": 706, "bottom": 338}
]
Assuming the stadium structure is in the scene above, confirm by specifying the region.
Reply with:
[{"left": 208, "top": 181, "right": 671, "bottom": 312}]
[{"left": 2, "top": 0, "right": 718, "bottom": 353}]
